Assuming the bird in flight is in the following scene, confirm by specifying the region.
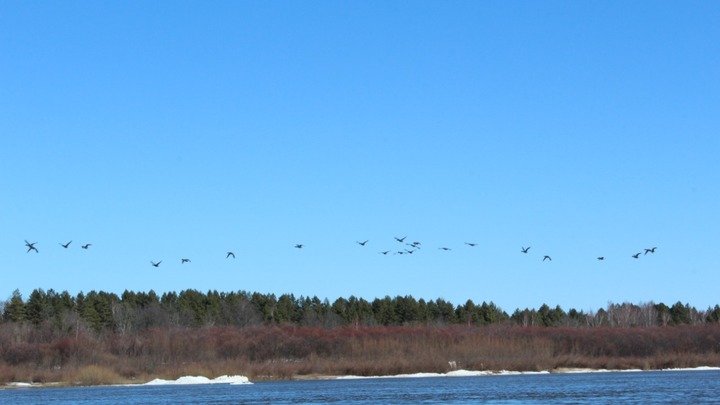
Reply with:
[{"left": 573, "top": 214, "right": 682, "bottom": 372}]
[
  {"left": 357, "top": 240, "right": 368, "bottom": 246},
  {"left": 632, "top": 253, "right": 641, "bottom": 259},
  {"left": 81, "top": 244, "right": 92, "bottom": 249},
  {"left": 405, "top": 249, "right": 416, "bottom": 254},
  {"left": 151, "top": 260, "right": 162, "bottom": 267},
  {"left": 465, "top": 242, "right": 477, "bottom": 247},
  {"left": 543, "top": 255, "right": 552, "bottom": 261},
  {"left": 226, "top": 252, "right": 235, "bottom": 259},
  {"left": 394, "top": 236, "right": 407, "bottom": 243},
  {"left": 181, "top": 258, "right": 191, "bottom": 264},
  {"left": 644, "top": 247, "right": 657, "bottom": 255},
  {"left": 521, "top": 246, "right": 531, "bottom": 254},
  {"left": 438, "top": 247, "right": 452, "bottom": 251},
  {"left": 295, "top": 244, "right": 304, "bottom": 249},
  {"left": 597, "top": 256, "right": 605, "bottom": 261},
  {"left": 25, "top": 240, "right": 38, "bottom": 253},
  {"left": 379, "top": 251, "right": 390, "bottom": 255},
  {"left": 59, "top": 241, "right": 72, "bottom": 249}
]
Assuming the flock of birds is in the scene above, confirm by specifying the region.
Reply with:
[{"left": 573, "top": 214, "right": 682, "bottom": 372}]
[{"left": 22, "top": 238, "right": 658, "bottom": 267}]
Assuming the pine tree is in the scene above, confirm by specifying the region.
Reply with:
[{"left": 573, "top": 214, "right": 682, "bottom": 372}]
[{"left": 3, "top": 289, "right": 26, "bottom": 323}]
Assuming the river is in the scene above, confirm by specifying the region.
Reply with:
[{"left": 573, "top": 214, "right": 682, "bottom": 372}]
[{"left": 2, "top": 369, "right": 719, "bottom": 404}]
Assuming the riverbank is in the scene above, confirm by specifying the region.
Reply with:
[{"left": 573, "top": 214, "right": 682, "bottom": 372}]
[
  {"left": 4, "top": 324, "right": 720, "bottom": 387},
  {"left": 4, "top": 366, "right": 720, "bottom": 389}
]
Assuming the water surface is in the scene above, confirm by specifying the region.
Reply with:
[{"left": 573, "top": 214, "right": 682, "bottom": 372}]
[{"left": 2, "top": 369, "right": 718, "bottom": 404}]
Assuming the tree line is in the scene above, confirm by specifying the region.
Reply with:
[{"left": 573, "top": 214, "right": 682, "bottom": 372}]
[{"left": 3, "top": 288, "right": 720, "bottom": 334}]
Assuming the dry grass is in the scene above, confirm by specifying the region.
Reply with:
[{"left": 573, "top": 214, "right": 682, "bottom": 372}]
[
  {"left": 71, "top": 365, "right": 126, "bottom": 386},
  {"left": 3, "top": 323, "right": 720, "bottom": 384}
]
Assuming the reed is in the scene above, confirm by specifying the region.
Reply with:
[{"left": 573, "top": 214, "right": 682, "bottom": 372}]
[{"left": 72, "top": 365, "right": 125, "bottom": 386}]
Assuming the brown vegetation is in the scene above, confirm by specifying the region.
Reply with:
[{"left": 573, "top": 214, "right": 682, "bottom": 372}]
[
  {"left": 3, "top": 289, "right": 720, "bottom": 385},
  {"left": 2, "top": 322, "right": 720, "bottom": 385}
]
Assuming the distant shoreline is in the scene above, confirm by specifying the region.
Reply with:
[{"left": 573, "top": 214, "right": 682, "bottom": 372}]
[
  {"left": 4, "top": 323, "right": 720, "bottom": 388},
  {"left": 3, "top": 367, "right": 720, "bottom": 389}
]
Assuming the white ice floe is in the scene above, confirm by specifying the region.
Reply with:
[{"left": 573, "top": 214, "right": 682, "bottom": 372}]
[
  {"left": 6, "top": 382, "right": 34, "bottom": 387},
  {"left": 661, "top": 366, "right": 720, "bottom": 372},
  {"left": 336, "top": 366, "right": 720, "bottom": 380},
  {"left": 337, "top": 369, "right": 549, "bottom": 379},
  {"left": 144, "top": 375, "right": 251, "bottom": 385}
]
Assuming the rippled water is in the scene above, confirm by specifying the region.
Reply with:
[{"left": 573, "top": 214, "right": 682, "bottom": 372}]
[{"left": 2, "top": 369, "right": 719, "bottom": 404}]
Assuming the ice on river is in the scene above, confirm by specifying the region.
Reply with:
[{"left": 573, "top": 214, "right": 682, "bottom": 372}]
[
  {"left": 144, "top": 375, "right": 252, "bottom": 385},
  {"left": 337, "top": 369, "right": 550, "bottom": 379}
]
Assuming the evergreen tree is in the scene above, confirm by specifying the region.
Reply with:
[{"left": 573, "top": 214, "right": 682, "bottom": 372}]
[
  {"left": 3, "top": 289, "right": 26, "bottom": 323},
  {"left": 26, "top": 288, "right": 49, "bottom": 325},
  {"left": 706, "top": 305, "right": 720, "bottom": 323},
  {"left": 669, "top": 301, "right": 692, "bottom": 325},
  {"left": 372, "top": 296, "right": 397, "bottom": 326}
]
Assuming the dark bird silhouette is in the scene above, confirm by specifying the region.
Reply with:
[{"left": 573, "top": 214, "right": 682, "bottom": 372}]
[
  {"left": 465, "top": 242, "right": 477, "bottom": 247},
  {"left": 543, "top": 255, "right": 552, "bottom": 261},
  {"left": 394, "top": 236, "right": 407, "bottom": 243},
  {"left": 59, "top": 241, "right": 72, "bottom": 249},
  {"left": 405, "top": 249, "right": 416, "bottom": 254},
  {"left": 295, "top": 244, "right": 304, "bottom": 249},
  {"left": 521, "top": 246, "right": 531, "bottom": 254},
  {"left": 644, "top": 247, "right": 657, "bottom": 255},
  {"left": 407, "top": 242, "right": 422, "bottom": 249},
  {"left": 439, "top": 247, "right": 452, "bottom": 251},
  {"left": 25, "top": 240, "right": 38, "bottom": 253},
  {"left": 357, "top": 240, "right": 368, "bottom": 246},
  {"left": 597, "top": 256, "right": 605, "bottom": 261},
  {"left": 226, "top": 252, "right": 235, "bottom": 259},
  {"left": 81, "top": 243, "right": 92, "bottom": 249},
  {"left": 151, "top": 260, "right": 162, "bottom": 267},
  {"left": 632, "top": 253, "right": 641, "bottom": 259},
  {"left": 379, "top": 251, "right": 390, "bottom": 255},
  {"left": 181, "top": 258, "right": 191, "bottom": 264}
]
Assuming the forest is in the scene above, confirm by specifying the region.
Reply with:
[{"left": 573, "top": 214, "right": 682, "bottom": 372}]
[{"left": 2, "top": 288, "right": 720, "bottom": 385}]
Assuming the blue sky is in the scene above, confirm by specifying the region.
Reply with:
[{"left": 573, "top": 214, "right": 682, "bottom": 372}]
[{"left": 2, "top": 2, "right": 719, "bottom": 313}]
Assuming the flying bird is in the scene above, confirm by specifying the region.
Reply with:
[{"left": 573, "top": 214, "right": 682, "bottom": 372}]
[
  {"left": 597, "top": 256, "right": 605, "bottom": 261},
  {"left": 405, "top": 249, "right": 416, "bottom": 254},
  {"left": 181, "top": 258, "right": 191, "bottom": 264},
  {"left": 357, "top": 240, "right": 369, "bottom": 246},
  {"left": 59, "top": 241, "right": 72, "bottom": 249},
  {"left": 151, "top": 260, "right": 162, "bottom": 267},
  {"left": 295, "top": 244, "right": 304, "bottom": 249},
  {"left": 438, "top": 247, "right": 452, "bottom": 251},
  {"left": 465, "top": 243, "right": 477, "bottom": 247},
  {"left": 394, "top": 236, "right": 407, "bottom": 243},
  {"left": 81, "top": 244, "right": 92, "bottom": 249},
  {"left": 25, "top": 240, "right": 38, "bottom": 253},
  {"left": 521, "top": 246, "right": 531, "bottom": 254},
  {"left": 632, "top": 253, "right": 641, "bottom": 259},
  {"left": 226, "top": 252, "right": 235, "bottom": 259},
  {"left": 379, "top": 251, "right": 390, "bottom": 255},
  {"left": 644, "top": 247, "right": 657, "bottom": 255},
  {"left": 543, "top": 255, "right": 552, "bottom": 261}
]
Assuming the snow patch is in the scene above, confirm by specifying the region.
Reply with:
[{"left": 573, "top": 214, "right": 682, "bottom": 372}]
[
  {"left": 662, "top": 366, "right": 720, "bottom": 372},
  {"left": 337, "top": 369, "right": 549, "bottom": 379},
  {"left": 7, "top": 382, "right": 34, "bottom": 387},
  {"left": 335, "top": 367, "right": 720, "bottom": 380},
  {"left": 144, "top": 375, "right": 251, "bottom": 385}
]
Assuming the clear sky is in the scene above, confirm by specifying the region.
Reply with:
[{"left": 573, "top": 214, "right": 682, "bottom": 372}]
[{"left": 2, "top": 2, "right": 719, "bottom": 313}]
